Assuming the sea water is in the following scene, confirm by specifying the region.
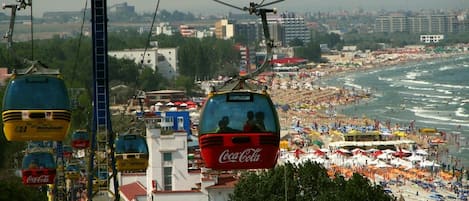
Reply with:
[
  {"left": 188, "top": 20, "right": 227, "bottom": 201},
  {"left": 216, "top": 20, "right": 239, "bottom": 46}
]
[{"left": 319, "top": 55, "right": 469, "bottom": 166}]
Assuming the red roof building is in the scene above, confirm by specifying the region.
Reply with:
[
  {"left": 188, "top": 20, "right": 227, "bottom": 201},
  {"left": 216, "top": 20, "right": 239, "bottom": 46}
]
[{"left": 119, "top": 181, "right": 147, "bottom": 201}]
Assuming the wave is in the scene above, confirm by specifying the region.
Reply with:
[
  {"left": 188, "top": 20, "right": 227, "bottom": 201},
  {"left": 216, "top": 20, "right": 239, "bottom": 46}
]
[
  {"left": 439, "top": 65, "right": 459, "bottom": 71},
  {"left": 455, "top": 107, "right": 469, "bottom": 118},
  {"left": 399, "top": 91, "right": 453, "bottom": 100},
  {"left": 378, "top": 76, "right": 393, "bottom": 82},
  {"left": 435, "top": 89, "right": 453, "bottom": 94},
  {"left": 409, "top": 107, "right": 469, "bottom": 124},
  {"left": 399, "top": 79, "right": 431, "bottom": 85},
  {"left": 405, "top": 71, "right": 422, "bottom": 80},
  {"left": 434, "top": 83, "right": 469, "bottom": 89},
  {"left": 407, "top": 86, "right": 434, "bottom": 91}
]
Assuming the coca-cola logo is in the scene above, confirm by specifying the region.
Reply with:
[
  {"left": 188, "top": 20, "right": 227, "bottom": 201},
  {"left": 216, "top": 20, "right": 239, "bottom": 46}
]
[
  {"left": 218, "top": 148, "right": 262, "bottom": 164},
  {"left": 26, "top": 175, "right": 50, "bottom": 184}
]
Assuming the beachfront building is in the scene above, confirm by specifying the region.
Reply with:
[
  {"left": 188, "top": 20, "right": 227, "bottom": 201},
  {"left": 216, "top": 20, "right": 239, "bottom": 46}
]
[
  {"left": 420, "top": 35, "right": 445, "bottom": 43},
  {"left": 117, "top": 112, "right": 236, "bottom": 201},
  {"left": 108, "top": 47, "right": 178, "bottom": 79},
  {"left": 234, "top": 22, "right": 260, "bottom": 46},
  {"left": 266, "top": 12, "right": 310, "bottom": 47},
  {"left": 374, "top": 13, "right": 459, "bottom": 33},
  {"left": 374, "top": 13, "right": 408, "bottom": 33},
  {"left": 215, "top": 19, "right": 235, "bottom": 40}
]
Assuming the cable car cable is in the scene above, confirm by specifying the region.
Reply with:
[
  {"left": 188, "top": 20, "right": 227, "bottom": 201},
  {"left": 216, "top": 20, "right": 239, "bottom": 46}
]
[{"left": 70, "top": 0, "right": 89, "bottom": 87}]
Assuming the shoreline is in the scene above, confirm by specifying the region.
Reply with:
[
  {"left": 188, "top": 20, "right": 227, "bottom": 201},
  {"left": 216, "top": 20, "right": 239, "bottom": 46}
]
[{"left": 269, "top": 50, "right": 469, "bottom": 200}]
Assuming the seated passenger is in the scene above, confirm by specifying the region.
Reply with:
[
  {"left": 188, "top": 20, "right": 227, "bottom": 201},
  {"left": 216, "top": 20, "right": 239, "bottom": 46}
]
[
  {"left": 216, "top": 116, "right": 236, "bottom": 133},
  {"left": 252, "top": 111, "right": 266, "bottom": 132},
  {"left": 243, "top": 111, "right": 256, "bottom": 131}
]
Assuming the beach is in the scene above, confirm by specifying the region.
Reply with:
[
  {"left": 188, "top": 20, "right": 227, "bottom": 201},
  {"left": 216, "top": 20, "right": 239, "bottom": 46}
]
[{"left": 267, "top": 46, "right": 469, "bottom": 200}]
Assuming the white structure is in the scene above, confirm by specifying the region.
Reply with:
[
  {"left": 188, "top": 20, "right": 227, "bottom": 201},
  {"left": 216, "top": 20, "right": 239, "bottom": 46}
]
[
  {"left": 154, "top": 22, "right": 174, "bottom": 36},
  {"left": 215, "top": 19, "right": 234, "bottom": 40},
  {"left": 420, "top": 34, "right": 444, "bottom": 43},
  {"left": 109, "top": 47, "right": 178, "bottom": 79},
  {"left": 117, "top": 113, "right": 236, "bottom": 201}
]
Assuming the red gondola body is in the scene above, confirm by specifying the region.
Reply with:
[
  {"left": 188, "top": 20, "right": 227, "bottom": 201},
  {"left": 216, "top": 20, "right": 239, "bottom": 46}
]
[
  {"left": 22, "top": 168, "right": 56, "bottom": 185},
  {"left": 63, "top": 145, "right": 73, "bottom": 159},
  {"left": 199, "top": 133, "right": 279, "bottom": 170},
  {"left": 72, "top": 140, "right": 90, "bottom": 149}
]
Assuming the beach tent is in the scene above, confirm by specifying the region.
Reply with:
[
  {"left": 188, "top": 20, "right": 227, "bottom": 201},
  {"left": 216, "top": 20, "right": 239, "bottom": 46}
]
[
  {"left": 415, "top": 149, "right": 428, "bottom": 156},
  {"left": 406, "top": 154, "right": 423, "bottom": 162},
  {"left": 166, "top": 102, "right": 175, "bottom": 106},
  {"left": 420, "top": 160, "right": 440, "bottom": 168},
  {"left": 155, "top": 102, "right": 163, "bottom": 106}
]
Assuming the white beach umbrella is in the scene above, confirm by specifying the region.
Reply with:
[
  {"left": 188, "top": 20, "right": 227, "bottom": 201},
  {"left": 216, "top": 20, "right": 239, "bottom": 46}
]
[
  {"left": 155, "top": 102, "right": 163, "bottom": 106},
  {"left": 383, "top": 149, "right": 396, "bottom": 154},
  {"left": 415, "top": 149, "right": 428, "bottom": 156},
  {"left": 376, "top": 161, "right": 391, "bottom": 168},
  {"left": 166, "top": 102, "right": 175, "bottom": 106},
  {"left": 419, "top": 160, "right": 440, "bottom": 168},
  {"left": 377, "top": 153, "right": 390, "bottom": 160},
  {"left": 406, "top": 154, "right": 423, "bottom": 162}
]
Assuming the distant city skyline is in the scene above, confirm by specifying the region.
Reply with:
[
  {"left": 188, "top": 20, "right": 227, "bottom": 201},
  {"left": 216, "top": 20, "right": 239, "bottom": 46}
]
[{"left": 1, "top": 0, "right": 469, "bottom": 18}]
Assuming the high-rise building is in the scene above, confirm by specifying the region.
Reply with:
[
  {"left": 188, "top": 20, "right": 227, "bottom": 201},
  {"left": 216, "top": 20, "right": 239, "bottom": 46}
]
[
  {"left": 374, "top": 13, "right": 408, "bottom": 33},
  {"left": 234, "top": 22, "right": 260, "bottom": 46},
  {"left": 267, "top": 12, "right": 310, "bottom": 47},
  {"left": 375, "top": 13, "right": 460, "bottom": 33},
  {"left": 215, "top": 19, "right": 234, "bottom": 40}
]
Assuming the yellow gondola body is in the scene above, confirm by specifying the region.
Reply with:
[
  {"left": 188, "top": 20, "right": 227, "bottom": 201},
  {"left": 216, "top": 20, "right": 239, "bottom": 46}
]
[
  {"left": 115, "top": 134, "right": 149, "bottom": 172},
  {"left": 2, "top": 67, "right": 71, "bottom": 141}
]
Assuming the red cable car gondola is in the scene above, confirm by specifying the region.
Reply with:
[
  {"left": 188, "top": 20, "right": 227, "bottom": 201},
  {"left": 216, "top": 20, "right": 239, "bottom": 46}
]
[
  {"left": 71, "top": 130, "right": 90, "bottom": 149},
  {"left": 198, "top": 89, "right": 280, "bottom": 170},
  {"left": 21, "top": 151, "right": 56, "bottom": 185},
  {"left": 198, "top": 2, "right": 281, "bottom": 170},
  {"left": 63, "top": 145, "right": 73, "bottom": 159}
]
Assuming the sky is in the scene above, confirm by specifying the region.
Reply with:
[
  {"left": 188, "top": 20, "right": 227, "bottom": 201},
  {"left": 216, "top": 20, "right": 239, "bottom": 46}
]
[{"left": 1, "top": 0, "right": 469, "bottom": 17}]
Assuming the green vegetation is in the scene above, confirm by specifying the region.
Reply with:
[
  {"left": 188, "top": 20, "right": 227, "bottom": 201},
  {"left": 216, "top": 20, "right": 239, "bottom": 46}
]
[{"left": 231, "top": 161, "right": 394, "bottom": 201}]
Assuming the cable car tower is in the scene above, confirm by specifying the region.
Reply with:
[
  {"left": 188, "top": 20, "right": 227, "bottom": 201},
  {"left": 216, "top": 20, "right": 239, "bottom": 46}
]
[{"left": 87, "top": 0, "right": 119, "bottom": 200}]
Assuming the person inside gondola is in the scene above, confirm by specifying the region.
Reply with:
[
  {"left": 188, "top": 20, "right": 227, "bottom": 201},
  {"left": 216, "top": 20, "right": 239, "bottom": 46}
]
[
  {"left": 29, "top": 159, "right": 39, "bottom": 169},
  {"left": 243, "top": 111, "right": 256, "bottom": 131},
  {"left": 252, "top": 111, "right": 266, "bottom": 132},
  {"left": 216, "top": 116, "right": 236, "bottom": 133}
]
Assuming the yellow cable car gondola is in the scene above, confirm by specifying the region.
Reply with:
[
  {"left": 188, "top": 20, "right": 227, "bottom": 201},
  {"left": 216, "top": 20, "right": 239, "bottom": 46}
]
[
  {"left": 115, "top": 133, "right": 149, "bottom": 172},
  {"left": 2, "top": 63, "right": 71, "bottom": 141},
  {"left": 65, "top": 163, "right": 80, "bottom": 180}
]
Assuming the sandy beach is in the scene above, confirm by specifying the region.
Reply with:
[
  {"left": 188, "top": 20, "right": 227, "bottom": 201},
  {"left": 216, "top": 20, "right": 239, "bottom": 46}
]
[{"left": 267, "top": 47, "right": 469, "bottom": 201}]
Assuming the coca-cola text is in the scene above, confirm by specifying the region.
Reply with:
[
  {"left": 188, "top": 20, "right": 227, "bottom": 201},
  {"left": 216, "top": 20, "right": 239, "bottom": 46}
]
[
  {"left": 218, "top": 148, "right": 262, "bottom": 163},
  {"left": 26, "top": 175, "right": 51, "bottom": 184}
]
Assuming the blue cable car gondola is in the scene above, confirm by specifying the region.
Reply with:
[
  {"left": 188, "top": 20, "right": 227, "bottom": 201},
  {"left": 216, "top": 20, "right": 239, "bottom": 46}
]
[
  {"left": 2, "top": 63, "right": 71, "bottom": 141},
  {"left": 115, "top": 133, "right": 149, "bottom": 172},
  {"left": 21, "top": 151, "right": 56, "bottom": 185},
  {"left": 71, "top": 130, "right": 90, "bottom": 149}
]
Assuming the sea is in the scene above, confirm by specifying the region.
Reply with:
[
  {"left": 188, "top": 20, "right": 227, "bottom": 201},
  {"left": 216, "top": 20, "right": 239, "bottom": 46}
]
[{"left": 318, "top": 54, "right": 469, "bottom": 167}]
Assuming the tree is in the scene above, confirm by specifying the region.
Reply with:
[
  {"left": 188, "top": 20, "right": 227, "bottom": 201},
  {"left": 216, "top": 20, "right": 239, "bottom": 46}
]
[
  {"left": 0, "top": 177, "right": 47, "bottom": 201},
  {"left": 230, "top": 161, "right": 394, "bottom": 201}
]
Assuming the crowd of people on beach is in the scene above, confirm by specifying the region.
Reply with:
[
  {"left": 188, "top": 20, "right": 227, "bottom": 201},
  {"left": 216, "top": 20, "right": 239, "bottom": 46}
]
[{"left": 262, "top": 46, "right": 469, "bottom": 200}]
